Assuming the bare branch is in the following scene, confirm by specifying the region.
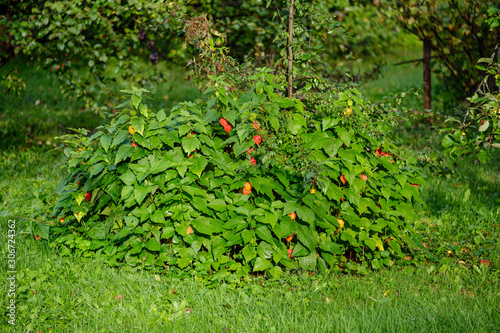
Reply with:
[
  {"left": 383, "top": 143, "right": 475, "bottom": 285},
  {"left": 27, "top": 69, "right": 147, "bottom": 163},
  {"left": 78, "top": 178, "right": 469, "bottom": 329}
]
[
  {"left": 273, "top": 0, "right": 288, "bottom": 31},
  {"left": 150, "top": 0, "right": 190, "bottom": 31}
]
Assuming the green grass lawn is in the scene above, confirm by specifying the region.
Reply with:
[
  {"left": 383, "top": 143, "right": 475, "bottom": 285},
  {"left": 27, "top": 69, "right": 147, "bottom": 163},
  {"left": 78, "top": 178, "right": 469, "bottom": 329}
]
[{"left": 1, "top": 59, "right": 499, "bottom": 332}]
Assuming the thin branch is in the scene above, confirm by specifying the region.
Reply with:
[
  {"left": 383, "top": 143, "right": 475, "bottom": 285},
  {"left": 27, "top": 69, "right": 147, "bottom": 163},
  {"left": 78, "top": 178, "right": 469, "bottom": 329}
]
[
  {"left": 288, "top": 0, "right": 295, "bottom": 98},
  {"left": 9, "top": 215, "right": 54, "bottom": 225},
  {"left": 394, "top": 43, "right": 498, "bottom": 66},
  {"left": 307, "top": 10, "right": 313, "bottom": 54},
  {"left": 150, "top": 0, "right": 190, "bottom": 31},
  {"left": 306, "top": 9, "right": 313, "bottom": 68},
  {"left": 273, "top": 0, "right": 288, "bottom": 31}
]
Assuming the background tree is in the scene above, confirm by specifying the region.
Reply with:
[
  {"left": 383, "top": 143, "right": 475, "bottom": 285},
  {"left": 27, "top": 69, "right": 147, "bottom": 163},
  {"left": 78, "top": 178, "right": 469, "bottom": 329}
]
[
  {"left": 377, "top": 0, "right": 500, "bottom": 105},
  {"left": 0, "top": 0, "right": 189, "bottom": 111}
]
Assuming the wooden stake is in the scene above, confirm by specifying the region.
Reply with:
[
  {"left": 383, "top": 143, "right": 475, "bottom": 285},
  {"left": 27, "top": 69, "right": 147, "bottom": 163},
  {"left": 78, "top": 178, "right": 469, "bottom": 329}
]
[{"left": 288, "top": 0, "right": 295, "bottom": 98}]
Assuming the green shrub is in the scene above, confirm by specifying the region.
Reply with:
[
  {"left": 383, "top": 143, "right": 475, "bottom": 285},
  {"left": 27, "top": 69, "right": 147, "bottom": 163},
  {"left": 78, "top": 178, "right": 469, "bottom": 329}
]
[
  {"left": 49, "top": 70, "right": 424, "bottom": 279},
  {"left": 44, "top": 1, "right": 425, "bottom": 280},
  {"left": 441, "top": 7, "right": 500, "bottom": 162}
]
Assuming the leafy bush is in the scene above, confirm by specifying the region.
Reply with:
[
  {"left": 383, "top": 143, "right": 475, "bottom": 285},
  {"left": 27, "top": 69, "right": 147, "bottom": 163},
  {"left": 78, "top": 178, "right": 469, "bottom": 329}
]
[
  {"left": 49, "top": 76, "right": 424, "bottom": 280},
  {"left": 45, "top": 1, "right": 424, "bottom": 280}
]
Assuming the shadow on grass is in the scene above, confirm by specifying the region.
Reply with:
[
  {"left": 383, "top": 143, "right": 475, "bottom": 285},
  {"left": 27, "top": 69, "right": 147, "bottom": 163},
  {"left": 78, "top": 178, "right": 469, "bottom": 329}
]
[
  {"left": 422, "top": 152, "right": 500, "bottom": 218},
  {"left": 1, "top": 59, "right": 202, "bottom": 150}
]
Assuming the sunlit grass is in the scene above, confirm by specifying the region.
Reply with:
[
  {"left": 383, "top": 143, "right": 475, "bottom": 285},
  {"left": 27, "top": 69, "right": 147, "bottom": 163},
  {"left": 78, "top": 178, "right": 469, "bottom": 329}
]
[{"left": 1, "top": 52, "right": 499, "bottom": 332}]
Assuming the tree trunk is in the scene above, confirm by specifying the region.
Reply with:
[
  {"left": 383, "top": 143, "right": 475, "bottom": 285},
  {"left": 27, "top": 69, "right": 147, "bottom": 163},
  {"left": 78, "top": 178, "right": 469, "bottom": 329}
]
[{"left": 423, "top": 39, "right": 432, "bottom": 110}]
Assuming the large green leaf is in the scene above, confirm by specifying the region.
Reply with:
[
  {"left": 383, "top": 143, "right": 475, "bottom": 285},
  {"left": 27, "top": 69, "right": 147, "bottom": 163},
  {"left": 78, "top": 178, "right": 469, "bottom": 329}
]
[
  {"left": 100, "top": 134, "right": 112, "bottom": 153},
  {"left": 253, "top": 257, "right": 271, "bottom": 272},
  {"left": 257, "top": 241, "right": 273, "bottom": 259},
  {"left": 131, "top": 117, "right": 145, "bottom": 136},
  {"left": 208, "top": 199, "right": 227, "bottom": 212},
  {"left": 296, "top": 225, "right": 316, "bottom": 252},
  {"left": 268, "top": 265, "right": 283, "bottom": 279},
  {"left": 134, "top": 186, "right": 151, "bottom": 205},
  {"left": 115, "top": 144, "right": 134, "bottom": 164},
  {"left": 242, "top": 244, "right": 257, "bottom": 262},
  {"left": 150, "top": 159, "right": 170, "bottom": 175},
  {"left": 255, "top": 226, "right": 274, "bottom": 244},
  {"left": 112, "top": 130, "right": 128, "bottom": 148},
  {"left": 145, "top": 238, "right": 160, "bottom": 251},
  {"left": 283, "top": 201, "right": 299, "bottom": 215},
  {"left": 181, "top": 136, "right": 201, "bottom": 154},
  {"left": 131, "top": 95, "right": 142, "bottom": 109},
  {"left": 297, "top": 252, "right": 317, "bottom": 271},
  {"left": 189, "top": 157, "right": 208, "bottom": 178},
  {"left": 297, "top": 206, "right": 315, "bottom": 223},
  {"left": 119, "top": 170, "right": 136, "bottom": 186},
  {"left": 112, "top": 227, "right": 133, "bottom": 241},
  {"left": 191, "top": 216, "right": 212, "bottom": 235},
  {"left": 150, "top": 210, "right": 165, "bottom": 223},
  {"left": 34, "top": 223, "right": 50, "bottom": 239},
  {"left": 241, "top": 229, "right": 255, "bottom": 244}
]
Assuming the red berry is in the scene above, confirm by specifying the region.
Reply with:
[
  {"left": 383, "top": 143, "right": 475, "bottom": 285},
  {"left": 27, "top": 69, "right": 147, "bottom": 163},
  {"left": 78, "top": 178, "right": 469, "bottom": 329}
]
[
  {"left": 220, "top": 118, "right": 229, "bottom": 127},
  {"left": 287, "top": 249, "right": 294, "bottom": 259},
  {"left": 360, "top": 174, "right": 367, "bottom": 181},
  {"left": 224, "top": 124, "right": 232, "bottom": 133},
  {"left": 85, "top": 192, "right": 92, "bottom": 202},
  {"left": 250, "top": 157, "right": 256, "bottom": 165},
  {"left": 253, "top": 135, "right": 262, "bottom": 145}
]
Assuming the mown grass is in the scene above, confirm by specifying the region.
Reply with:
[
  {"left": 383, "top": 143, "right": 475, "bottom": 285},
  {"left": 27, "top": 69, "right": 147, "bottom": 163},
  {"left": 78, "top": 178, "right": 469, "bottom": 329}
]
[{"left": 1, "top": 54, "right": 499, "bottom": 332}]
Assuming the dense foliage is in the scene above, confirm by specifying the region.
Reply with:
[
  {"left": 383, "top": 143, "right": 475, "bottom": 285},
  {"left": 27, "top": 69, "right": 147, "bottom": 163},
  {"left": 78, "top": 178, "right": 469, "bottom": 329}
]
[
  {"left": 441, "top": 6, "right": 500, "bottom": 163},
  {"left": 1, "top": 0, "right": 414, "bottom": 109},
  {"left": 0, "top": 0, "right": 186, "bottom": 110}
]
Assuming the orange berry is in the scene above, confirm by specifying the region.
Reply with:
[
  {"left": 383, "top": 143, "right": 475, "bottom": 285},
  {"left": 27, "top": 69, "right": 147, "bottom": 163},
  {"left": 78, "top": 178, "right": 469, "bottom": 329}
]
[
  {"left": 479, "top": 259, "right": 491, "bottom": 267},
  {"left": 244, "top": 182, "right": 252, "bottom": 191},
  {"left": 186, "top": 226, "right": 193, "bottom": 234},
  {"left": 286, "top": 233, "right": 295, "bottom": 242},
  {"left": 219, "top": 118, "right": 228, "bottom": 127},
  {"left": 340, "top": 174, "right": 347, "bottom": 185},
  {"left": 288, "top": 212, "right": 296, "bottom": 220},
  {"left": 242, "top": 188, "right": 252, "bottom": 195},
  {"left": 253, "top": 135, "right": 262, "bottom": 145}
]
